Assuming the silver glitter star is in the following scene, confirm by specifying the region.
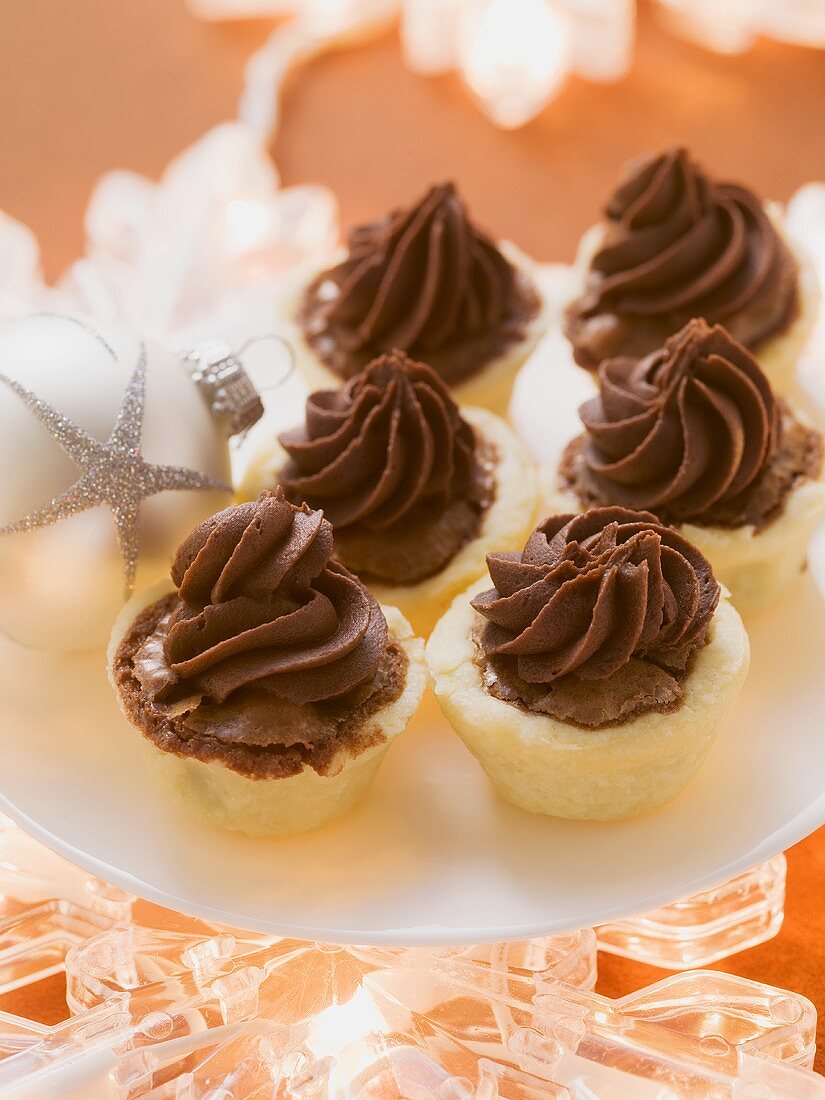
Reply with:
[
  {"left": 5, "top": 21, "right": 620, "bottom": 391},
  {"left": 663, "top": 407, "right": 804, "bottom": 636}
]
[{"left": 0, "top": 334, "right": 231, "bottom": 596}]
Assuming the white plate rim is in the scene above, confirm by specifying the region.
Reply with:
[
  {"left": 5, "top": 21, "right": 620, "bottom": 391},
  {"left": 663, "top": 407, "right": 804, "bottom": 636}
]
[{"left": 0, "top": 788, "right": 821, "bottom": 945}]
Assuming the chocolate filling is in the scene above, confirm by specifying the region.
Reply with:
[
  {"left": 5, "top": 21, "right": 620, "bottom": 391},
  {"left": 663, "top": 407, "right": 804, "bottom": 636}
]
[
  {"left": 114, "top": 593, "right": 408, "bottom": 781},
  {"left": 470, "top": 509, "right": 719, "bottom": 731},
  {"left": 301, "top": 271, "right": 540, "bottom": 386},
  {"left": 564, "top": 280, "right": 798, "bottom": 373},
  {"left": 559, "top": 406, "right": 822, "bottom": 532},
  {"left": 325, "top": 437, "right": 497, "bottom": 586},
  {"left": 279, "top": 351, "right": 498, "bottom": 586},
  {"left": 473, "top": 621, "right": 702, "bottom": 730},
  {"left": 297, "top": 182, "right": 540, "bottom": 386}
]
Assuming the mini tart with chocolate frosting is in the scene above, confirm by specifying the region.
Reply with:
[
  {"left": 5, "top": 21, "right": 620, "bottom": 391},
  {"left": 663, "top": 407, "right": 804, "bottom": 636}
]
[
  {"left": 551, "top": 319, "right": 825, "bottom": 611},
  {"left": 108, "top": 491, "right": 426, "bottom": 837},
  {"left": 427, "top": 508, "right": 749, "bottom": 821},
  {"left": 240, "top": 351, "right": 540, "bottom": 636},
  {"left": 563, "top": 148, "right": 819, "bottom": 391},
  {"left": 283, "top": 182, "right": 551, "bottom": 416}
]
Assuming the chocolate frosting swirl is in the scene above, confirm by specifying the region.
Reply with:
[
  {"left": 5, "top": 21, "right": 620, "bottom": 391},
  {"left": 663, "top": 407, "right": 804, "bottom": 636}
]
[
  {"left": 279, "top": 350, "right": 477, "bottom": 529},
  {"left": 577, "top": 319, "right": 780, "bottom": 522},
  {"left": 161, "top": 491, "right": 387, "bottom": 705},
  {"left": 298, "top": 182, "right": 539, "bottom": 385},
  {"left": 473, "top": 508, "right": 719, "bottom": 687},
  {"left": 564, "top": 148, "right": 798, "bottom": 368}
]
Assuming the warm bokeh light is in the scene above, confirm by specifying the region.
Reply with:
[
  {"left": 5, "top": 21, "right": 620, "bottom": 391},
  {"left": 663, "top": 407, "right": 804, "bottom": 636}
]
[
  {"left": 457, "top": 0, "right": 571, "bottom": 129},
  {"left": 189, "top": 0, "right": 825, "bottom": 129},
  {"left": 309, "top": 985, "right": 387, "bottom": 1056}
]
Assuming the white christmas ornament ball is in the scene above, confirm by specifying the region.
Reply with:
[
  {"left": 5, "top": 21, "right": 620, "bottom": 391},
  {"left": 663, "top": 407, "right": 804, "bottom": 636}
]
[{"left": 0, "top": 314, "right": 233, "bottom": 651}]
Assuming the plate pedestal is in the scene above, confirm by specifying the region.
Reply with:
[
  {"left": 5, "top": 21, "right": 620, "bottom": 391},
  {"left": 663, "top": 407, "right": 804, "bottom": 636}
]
[{"left": 0, "top": 818, "right": 815, "bottom": 1099}]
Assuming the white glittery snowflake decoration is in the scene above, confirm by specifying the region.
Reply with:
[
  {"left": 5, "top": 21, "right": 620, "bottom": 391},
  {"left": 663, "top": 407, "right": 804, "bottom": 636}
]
[{"left": 0, "top": 123, "right": 339, "bottom": 350}]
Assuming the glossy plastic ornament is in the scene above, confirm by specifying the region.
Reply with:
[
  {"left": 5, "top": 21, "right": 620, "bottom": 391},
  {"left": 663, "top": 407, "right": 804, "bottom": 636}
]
[{"left": 0, "top": 314, "right": 234, "bottom": 651}]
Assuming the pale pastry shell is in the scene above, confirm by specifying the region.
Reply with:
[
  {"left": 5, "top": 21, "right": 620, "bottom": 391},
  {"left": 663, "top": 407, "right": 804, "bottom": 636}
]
[
  {"left": 426, "top": 582, "right": 749, "bottom": 822},
  {"left": 109, "top": 588, "right": 426, "bottom": 837}
]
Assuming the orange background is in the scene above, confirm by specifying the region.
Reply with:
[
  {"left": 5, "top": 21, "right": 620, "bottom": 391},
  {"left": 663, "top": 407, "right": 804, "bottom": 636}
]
[{"left": 0, "top": 0, "right": 824, "bottom": 1072}]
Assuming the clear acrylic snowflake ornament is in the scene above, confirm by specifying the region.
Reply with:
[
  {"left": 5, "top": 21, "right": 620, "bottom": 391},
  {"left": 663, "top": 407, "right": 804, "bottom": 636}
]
[{"left": 0, "top": 817, "right": 814, "bottom": 1098}]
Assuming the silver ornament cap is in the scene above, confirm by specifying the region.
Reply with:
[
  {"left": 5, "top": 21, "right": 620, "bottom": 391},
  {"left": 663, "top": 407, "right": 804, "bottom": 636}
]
[{"left": 184, "top": 338, "right": 265, "bottom": 437}]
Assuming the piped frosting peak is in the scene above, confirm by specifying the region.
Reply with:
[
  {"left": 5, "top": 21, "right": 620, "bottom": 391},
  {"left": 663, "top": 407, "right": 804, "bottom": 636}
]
[
  {"left": 564, "top": 148, "right": 797, "bottom": 368},
  {"left": 279, "top": 349, "right": 478, "bottom": 529},
  {"left": 299, "top": 182, "right": 539, "bottom": 384},
  {"left": 577, "top": 319, "right": 780, "bottom": 522},
  {"left": 472, "top": 507, "right": 719, "bottom": 688},
  {"left": 162, "top": 490, "right": 387, "bottom": 705}
]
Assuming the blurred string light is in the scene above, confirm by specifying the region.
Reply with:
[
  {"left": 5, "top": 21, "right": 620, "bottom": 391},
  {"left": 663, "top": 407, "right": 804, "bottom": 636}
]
[
  {"left": 456, "top": 0, "right": 572, "bottom": 128},
  {"left": 188, "top": 0, "right": 825, "bottom": 130},
  {"left": 656, "top": 0, "right": 825, "bottom": 54}
]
